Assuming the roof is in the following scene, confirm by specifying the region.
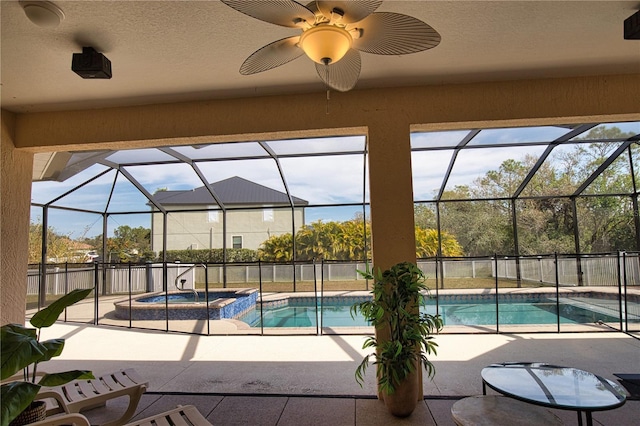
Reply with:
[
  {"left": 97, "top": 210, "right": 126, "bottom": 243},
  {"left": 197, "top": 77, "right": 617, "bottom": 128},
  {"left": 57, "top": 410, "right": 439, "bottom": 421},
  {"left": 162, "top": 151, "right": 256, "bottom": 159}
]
[{"left": 152, "top": 176, "right": 308, "bottom": 208}]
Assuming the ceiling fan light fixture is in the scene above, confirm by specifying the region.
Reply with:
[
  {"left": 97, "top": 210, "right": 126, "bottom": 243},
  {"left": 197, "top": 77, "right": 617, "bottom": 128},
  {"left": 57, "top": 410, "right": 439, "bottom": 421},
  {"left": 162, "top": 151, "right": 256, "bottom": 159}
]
[{"left": 299, "top": 25, "right": 352, "bottom": 65}]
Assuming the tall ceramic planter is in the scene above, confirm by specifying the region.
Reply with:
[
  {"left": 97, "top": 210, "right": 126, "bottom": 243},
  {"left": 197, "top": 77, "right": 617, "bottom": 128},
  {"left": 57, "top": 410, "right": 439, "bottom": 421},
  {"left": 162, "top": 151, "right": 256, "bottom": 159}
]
[{"left": 382, "top": 366, "right": 420, "bottom": 417}]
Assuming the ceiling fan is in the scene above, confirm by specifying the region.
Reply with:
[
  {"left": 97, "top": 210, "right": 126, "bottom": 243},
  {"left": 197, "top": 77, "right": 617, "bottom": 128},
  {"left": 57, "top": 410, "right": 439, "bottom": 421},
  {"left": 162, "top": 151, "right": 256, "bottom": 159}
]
[{"left": 220, "top": 0, "right": 441, "bottom": 92}]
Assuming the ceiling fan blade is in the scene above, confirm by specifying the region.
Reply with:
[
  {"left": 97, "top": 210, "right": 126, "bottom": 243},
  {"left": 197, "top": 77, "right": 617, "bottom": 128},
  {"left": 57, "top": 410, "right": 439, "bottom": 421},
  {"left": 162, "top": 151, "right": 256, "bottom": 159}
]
[
  {"left": 315, "top": 49, "right": 361, "bottom": 92},
  {"left": 240, "top": 36, "right": 304, "bottom": 75},
  {"left": 305, "top": 1, "right": 320, "bottom": 14},
  {"left": 316, "top": 1, "right": 382, "bottom": 23},
  {"left": 352, "top": 12, "right": 441, "bottom": 55},
  {"left": 220, "top": 0, "right": 315, "bottom": 28}
]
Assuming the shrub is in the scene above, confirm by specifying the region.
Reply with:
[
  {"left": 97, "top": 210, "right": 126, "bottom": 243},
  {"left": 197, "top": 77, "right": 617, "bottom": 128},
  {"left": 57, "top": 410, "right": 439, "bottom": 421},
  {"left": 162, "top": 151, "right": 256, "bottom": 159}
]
[{"left": 157, "top": 248, "right": 258, "bottom": 263}]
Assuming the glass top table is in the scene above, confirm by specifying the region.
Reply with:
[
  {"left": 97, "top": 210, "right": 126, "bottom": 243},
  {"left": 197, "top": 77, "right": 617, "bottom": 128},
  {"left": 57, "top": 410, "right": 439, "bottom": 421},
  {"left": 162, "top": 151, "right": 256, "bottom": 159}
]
[{"left": 481, "top": 362, "right": 627, "bottom": 426}]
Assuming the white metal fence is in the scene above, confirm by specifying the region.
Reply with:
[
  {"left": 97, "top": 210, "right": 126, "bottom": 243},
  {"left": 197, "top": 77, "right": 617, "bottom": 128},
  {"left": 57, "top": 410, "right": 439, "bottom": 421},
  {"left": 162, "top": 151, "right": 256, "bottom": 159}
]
[
  {"left": 27, "top": 264, "right": 194, "bottom": 295},
  {"left": 496, "top": 254, "right": 640, "bottom": 286},
  {"left": 27, "top": 254, "right": 640, "bottom": 296}
]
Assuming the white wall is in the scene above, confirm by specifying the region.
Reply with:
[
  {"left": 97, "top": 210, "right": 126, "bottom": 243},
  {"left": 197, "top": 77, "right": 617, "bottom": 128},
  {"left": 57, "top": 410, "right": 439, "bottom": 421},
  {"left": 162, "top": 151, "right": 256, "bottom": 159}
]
[{"left": 151, "top": 206, "right": 305, "bottom": 253}]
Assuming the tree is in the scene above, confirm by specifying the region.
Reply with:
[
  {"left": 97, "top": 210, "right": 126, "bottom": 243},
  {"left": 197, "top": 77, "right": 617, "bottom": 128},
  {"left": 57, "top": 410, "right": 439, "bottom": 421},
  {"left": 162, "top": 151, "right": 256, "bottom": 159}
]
[
  {"left": 258, "top": 233, "right": 293, "bottom": 262},
  {"left": 81, "top": 234, "right": 103, "bottom": 253},
  {"left": 258, "top": 217, "right": 463, "bottom": 261},
  {"left": 106, "top": 225, "right": 153, "bottom": 262},
  {"left": 28, "top": 222, "right": 77, "bottom": 263},
  {"left": 439, "top": 196, "right": 512, "bottom": 256},
  {"left": 259, "top": 219, "right": 371, "bottom": 262},
  {"left": 432, "top": 125, "right": 637, "bottom": 255},
  {"left": 570, "top": 126, "right": 637, "bottom": 252},
  {"left": 415, "top": 228, "right": 463, "bottom": 257},
  {"left": 414, "top": 203, "right": 436, "bottom": 229}
]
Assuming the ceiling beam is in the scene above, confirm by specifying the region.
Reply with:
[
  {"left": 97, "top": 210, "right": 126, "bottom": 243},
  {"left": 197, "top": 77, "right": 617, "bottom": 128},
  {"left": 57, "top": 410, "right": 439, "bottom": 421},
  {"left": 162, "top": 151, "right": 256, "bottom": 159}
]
[{"left": 12, "top": 74, "right": 640, "bottom": 153}]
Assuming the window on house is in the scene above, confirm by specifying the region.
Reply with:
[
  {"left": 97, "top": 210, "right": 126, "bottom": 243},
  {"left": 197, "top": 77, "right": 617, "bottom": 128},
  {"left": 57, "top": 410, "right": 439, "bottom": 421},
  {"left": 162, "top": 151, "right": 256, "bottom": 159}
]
[
  {"left": 208, "top": 208, "right": 219, "bottom": 223},
  {"left": 263, "top": 209, "right": 274, "bottom": 222},
  {"left": 232, "top": 236, "right": 242, "bottom": 249}
]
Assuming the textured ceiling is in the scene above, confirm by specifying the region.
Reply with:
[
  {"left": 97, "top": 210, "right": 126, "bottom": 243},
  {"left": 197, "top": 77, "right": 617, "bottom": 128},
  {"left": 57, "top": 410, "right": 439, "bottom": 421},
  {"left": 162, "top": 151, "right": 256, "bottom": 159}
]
[{"left": 2, "top": 1, "right": 639, "bottom": 114}]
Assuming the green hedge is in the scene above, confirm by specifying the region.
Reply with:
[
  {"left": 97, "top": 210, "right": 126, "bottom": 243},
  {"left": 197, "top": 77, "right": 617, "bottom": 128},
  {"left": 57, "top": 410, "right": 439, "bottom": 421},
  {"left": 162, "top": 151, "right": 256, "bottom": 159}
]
[{"left": 157, "top": 248, "right": 259, "bottom": 263}]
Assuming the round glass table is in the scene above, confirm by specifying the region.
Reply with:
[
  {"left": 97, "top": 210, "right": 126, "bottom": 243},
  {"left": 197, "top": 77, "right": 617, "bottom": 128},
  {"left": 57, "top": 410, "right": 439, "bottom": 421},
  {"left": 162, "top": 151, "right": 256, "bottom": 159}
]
[{"left": 481, "top": 362, "right": 627, "bottom": 426}]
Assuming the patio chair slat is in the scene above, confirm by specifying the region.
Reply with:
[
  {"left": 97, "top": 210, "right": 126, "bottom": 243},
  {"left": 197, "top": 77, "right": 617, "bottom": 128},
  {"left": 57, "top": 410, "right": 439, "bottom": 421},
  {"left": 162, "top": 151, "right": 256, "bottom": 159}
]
[
  {"left": 91, "top": 377, "right": 111, "bottom": 394},
  {"left": 167, "top": 412, "right": 191, "bottom": 426},
  {"left": 101, "top": 372, "right": 121, "bottom": 390},
  {"left": 123, "top": 405, "right": 212, "bottom": 426},
  {"left": 61, "top": 382, "right": 83, "bottom": 403},
  {"left": 115, "top": 369, "right": 138, "bottom": 387},
  {"left": 152, "top": 418, "right": 172, "bottom": 426},
  {"left": 124, "top": 368, "right": 145, "bottom": 383},
  {"left": 131, "top": 421, "right": 153, "bottom": 426},
  {"left": 77, "top": 380, "right": 100, "bottom": 398}
]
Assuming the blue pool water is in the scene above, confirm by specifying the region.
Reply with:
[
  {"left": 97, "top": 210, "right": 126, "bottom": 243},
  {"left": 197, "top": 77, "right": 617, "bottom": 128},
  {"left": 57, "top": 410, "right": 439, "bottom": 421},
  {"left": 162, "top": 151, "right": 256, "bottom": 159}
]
[
  {"left": 238, "top": 299, "right": 620, "bottom": 328},
  {"left": 138, "top": 293, "right": 205, "bottom": 304}
]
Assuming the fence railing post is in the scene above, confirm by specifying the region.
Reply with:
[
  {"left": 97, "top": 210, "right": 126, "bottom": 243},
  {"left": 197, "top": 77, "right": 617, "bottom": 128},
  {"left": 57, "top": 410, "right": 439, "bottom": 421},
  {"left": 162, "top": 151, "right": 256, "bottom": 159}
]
[
  {"left": 617, "top": 251, "right": 623, "bottom": 331},
  {"left": 145, "top": 261, "right": 154, "bottom": 292},
  {"left": 93, "top": 262, "right": 99, "bottom": 325},
  {"left": 494, "top": 254, "right": 499, "bottom": 333},
  {"left": 128, "top": 263, "right": 133, "bottom": 329},
  {"left": 555, "top": 253, "right": 560, "bottom": 333},
  {"left": 205, "top": 262, "right": 210, "bottom": 335},
  {"left": 258, "top": 260, "right": 264, "bottom": 336},
  {"left": 583, "top": 255, "right": 590, "bottom": 286},
  {"left": 622, "top": 252, "right": 629, "bottom": 332},
  {"left": 314, "top": 259, "right": 320, "bottom": 336},
  {"left": 63, "top": 263, "right": 68, "bottom": 321}
]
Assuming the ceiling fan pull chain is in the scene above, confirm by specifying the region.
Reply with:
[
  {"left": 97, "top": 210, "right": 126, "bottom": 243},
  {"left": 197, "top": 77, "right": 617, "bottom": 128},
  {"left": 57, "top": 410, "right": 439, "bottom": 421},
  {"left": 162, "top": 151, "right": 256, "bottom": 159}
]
[
  {"left": 324, "top": 61, "right": 331, "bottom": 115},
  {"left": 326, "top": 89, "right": 331, "bottom": 115}
]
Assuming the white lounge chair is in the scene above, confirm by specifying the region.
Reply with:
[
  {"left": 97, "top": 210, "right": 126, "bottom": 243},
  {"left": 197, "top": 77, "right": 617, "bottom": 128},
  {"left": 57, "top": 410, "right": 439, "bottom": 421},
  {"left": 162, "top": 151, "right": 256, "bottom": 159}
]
[
  {"left": 37, "top": 368, "right": 148, "bottom": 426},
  {"left": 26, "top": 405, "right": 212, "bottom": 426}
]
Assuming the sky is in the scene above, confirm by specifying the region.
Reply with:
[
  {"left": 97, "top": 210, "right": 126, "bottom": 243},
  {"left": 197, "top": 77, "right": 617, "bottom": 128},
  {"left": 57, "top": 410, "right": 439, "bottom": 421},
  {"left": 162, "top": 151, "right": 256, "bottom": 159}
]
[{"left": 30, "top": 122, "right": 640, "bottom": 238}]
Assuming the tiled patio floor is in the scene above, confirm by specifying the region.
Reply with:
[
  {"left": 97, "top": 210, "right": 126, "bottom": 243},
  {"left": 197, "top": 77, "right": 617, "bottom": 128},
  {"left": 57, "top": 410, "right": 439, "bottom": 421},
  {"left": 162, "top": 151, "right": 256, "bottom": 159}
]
[
  {"left": 40, "top": 323, "right": 639, "bottom": 425},
  {"left": 82, "top": 392, "right": 640, "bottom": 425}
]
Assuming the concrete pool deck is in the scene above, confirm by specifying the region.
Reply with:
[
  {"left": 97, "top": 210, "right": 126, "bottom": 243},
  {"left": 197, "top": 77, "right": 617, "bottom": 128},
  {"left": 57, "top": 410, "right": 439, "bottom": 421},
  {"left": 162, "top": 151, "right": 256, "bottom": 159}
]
[{"left": 39, "top": 323, "right": 640, "bottom": 425}]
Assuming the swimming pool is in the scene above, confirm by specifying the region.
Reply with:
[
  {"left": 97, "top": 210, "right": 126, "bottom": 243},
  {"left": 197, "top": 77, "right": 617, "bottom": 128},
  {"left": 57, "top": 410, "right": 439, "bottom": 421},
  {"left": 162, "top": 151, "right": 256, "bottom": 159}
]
[
  {"left": 114, "top": 289, "right": 632, "bottom": 328},
  {"left": 238, "top": 298, "right": 621, "bottom": 328}
]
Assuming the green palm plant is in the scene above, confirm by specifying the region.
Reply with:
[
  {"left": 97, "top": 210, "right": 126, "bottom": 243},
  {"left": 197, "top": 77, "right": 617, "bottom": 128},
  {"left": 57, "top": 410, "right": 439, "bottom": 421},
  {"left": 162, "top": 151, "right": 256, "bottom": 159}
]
[
  {"left": 1, "top": 288, "right": 94, "bottom": 426},
  {"left": 258, "top": 233, "right": 293, "bottom": 261},
  {"left": 415, "top": 228, "right": 463, "bottom": 257},
  {"left": 351, "top": 261, "right": 442, "bottom": 395}
]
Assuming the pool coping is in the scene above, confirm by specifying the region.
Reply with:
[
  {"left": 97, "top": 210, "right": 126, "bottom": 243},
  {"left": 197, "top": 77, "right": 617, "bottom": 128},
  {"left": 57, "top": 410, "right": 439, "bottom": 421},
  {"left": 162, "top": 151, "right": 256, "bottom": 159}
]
[
  {"left": 258, "top": 287, "right": 640, "bottom": 304},
  {"left": 113, "top": 288, "right": 259, "bottom": 320}
]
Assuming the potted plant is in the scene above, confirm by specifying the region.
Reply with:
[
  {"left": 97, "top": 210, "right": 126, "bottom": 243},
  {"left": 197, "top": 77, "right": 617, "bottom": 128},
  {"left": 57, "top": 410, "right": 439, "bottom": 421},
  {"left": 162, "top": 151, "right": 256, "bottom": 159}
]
[
  {"left": 351, "top": 261, "right": 442, "bottom": 417},
  {"left": 1, "top": 288, "right": 95, "bottom": 426}
]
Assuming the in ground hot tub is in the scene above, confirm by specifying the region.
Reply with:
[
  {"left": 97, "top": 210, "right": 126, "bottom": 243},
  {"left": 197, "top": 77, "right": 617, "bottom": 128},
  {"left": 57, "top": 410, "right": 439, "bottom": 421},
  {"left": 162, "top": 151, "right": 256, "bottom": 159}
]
[{"left": 114, "top": 289, "right": 258, "bottom": 320}]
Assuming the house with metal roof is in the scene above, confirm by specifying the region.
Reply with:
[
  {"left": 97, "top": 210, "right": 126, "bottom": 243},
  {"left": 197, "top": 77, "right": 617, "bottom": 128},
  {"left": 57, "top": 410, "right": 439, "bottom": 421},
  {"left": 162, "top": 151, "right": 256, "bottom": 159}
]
[{"left": 150, "top": 176, "right": 308, "bottom": 253}]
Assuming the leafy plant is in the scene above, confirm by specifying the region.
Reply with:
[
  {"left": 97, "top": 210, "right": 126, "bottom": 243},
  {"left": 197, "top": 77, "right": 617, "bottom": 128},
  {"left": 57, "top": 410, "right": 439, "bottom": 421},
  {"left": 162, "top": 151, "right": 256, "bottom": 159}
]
[
  {"left": 159, "top": 248, "right": 258, "bottom": 263},
  {"left": 1, "top": 288, "right": 95, "bottom": 426},
  {"left": 351, "top": 261, "right": 442, "bottom": 395}
]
